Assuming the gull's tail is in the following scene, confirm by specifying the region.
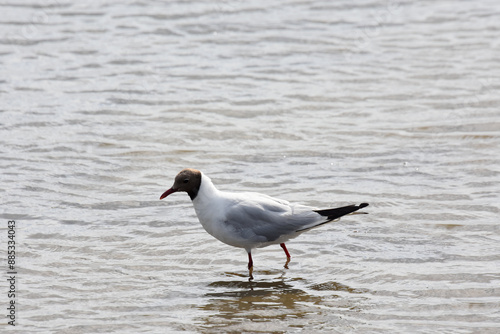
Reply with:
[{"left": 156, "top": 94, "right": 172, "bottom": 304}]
[{"left": 296, "top": 203, "right": 369, "bottom": 232}]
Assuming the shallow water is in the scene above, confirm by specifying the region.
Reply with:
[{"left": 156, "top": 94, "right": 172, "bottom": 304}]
[{"left": 1, "top": 0, "right": 500, "bottom": 333}]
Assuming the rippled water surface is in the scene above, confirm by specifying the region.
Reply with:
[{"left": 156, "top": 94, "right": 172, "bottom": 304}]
[{"left": 1, "top": 1, "right": 500, "bottom": 333}]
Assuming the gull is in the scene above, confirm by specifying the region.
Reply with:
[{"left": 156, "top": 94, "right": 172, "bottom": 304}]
[{"left": 160, "top": 168, "right": 368, "bottom": 279}]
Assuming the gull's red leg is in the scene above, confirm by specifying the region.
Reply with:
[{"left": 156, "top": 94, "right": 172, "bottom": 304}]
[
  {"left": 280, "top": 243, "right": 291, "bottom": 269},
  {"left": 280, "top": 243, "right": 291, "bottom": 259},
  {"left": 248, "top": 252, "right": 253, "bottom": 269},
  {"left": 248, "top": 252, "right": 254, "bottom": 280}
]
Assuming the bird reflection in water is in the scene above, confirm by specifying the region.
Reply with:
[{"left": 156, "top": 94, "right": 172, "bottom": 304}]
[{"left": 198, "top": 273, "right": 367, "bottom": 332}]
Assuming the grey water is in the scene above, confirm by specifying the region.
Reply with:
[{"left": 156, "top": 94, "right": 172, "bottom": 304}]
[{"left": 1, "top": 1, "right": 499, "bottom": 333}]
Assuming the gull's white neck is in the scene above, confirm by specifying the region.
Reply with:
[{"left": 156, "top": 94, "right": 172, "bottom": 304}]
[
  {"left": 191, "top": 173, "right": 225, "bottom": 237},
  {"left": 193, "top": 173, "right": 220, "bottom": 203}
]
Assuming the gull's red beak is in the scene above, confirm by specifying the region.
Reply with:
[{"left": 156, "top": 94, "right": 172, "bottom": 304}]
[{"left": 160, "top": 188, "right": 177, "bottom": 200}]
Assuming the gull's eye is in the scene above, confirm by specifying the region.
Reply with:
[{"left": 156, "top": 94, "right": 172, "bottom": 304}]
[{"left": 183, "top": 179, "right": 189, "bottom": 184}]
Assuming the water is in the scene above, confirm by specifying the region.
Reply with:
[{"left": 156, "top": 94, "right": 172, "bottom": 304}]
[{"left": 1, "top": 0, "right": 499, "bottom": 333}]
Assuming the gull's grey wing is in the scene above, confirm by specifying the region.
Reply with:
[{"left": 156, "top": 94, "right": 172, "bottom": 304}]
[{"left": 223, "top": 193, "right": 323, "bottom": 242}]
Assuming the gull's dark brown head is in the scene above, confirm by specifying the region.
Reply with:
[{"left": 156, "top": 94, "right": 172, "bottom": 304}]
[{"left": 160, "top": 168, "right": 202, "bottom": 201}]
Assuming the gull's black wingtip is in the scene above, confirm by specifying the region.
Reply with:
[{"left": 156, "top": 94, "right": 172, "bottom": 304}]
[
  {"left": 313, "top": 202, "right": 370, "bottom": 221},
  {"left": 300, "top": 202, "right": 370, "bottom": 232}
]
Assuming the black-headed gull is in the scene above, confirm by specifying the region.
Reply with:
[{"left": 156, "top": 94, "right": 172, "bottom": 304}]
[{"left": 160, "top": 168, "right": 368, "bottom": 279}]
